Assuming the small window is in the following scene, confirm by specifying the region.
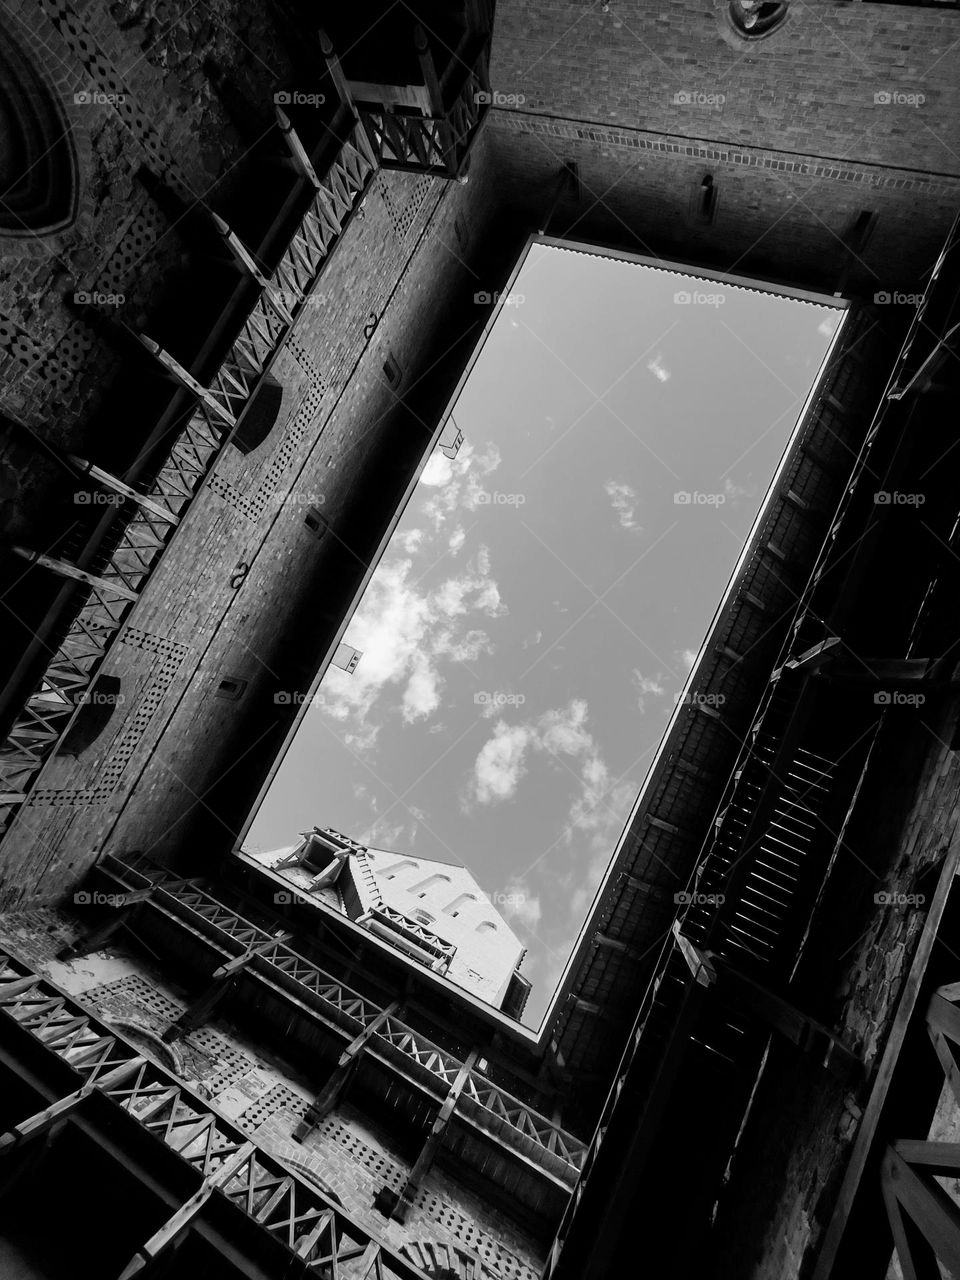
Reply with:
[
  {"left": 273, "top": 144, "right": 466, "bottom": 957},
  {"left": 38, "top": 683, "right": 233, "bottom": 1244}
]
[
  {"left": 693, "top": 175, "right": 717, "bottom": 226},
  {"left": 216, "top": 676, "right": 247, "bottom": 701},
  {"left": 411, "top": 908, "right": 435, "bottom": 926},
  {"left": 304, "top": 506, "right": 327, "bottom": 539},
  {"left": 476, "top": 920, "right": 497, "bottom": 935},
  {"left": 382, "top": 354, "right": 402, "bottom": 388}
]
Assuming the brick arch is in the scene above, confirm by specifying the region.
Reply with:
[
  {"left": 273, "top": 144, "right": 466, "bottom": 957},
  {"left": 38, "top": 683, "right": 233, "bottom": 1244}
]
[{"left": 0, "top": 24, "right": 78, "bottom": 237}]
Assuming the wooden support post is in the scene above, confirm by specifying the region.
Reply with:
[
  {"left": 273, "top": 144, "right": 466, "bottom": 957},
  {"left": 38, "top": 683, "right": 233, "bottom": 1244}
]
[
  {"left": 59, "top": 887, "right": 157, "bottom": 960},
  {"left": 294, "top": 1001, "right": 401, "bottom": 1142},
  {"left": 117, "top": 1141, "right": 257, "bottom": 1279},
  {"left": 0, "top": 1057, "right": 147, "bottom": 1154},
  {"left": 275, "top": 105, "right": 322, "bottom": 188},
  {"left": 211, "top": 931, "right": 292, "bottom": 980},
  {"left": 162, "top": 976, "right": 235, "bottom": 1043},
  {"left": 882, "top": 1141, "right": 960, "bottom": 1280},
  {"left": 318, "top": 29, "right": 357, "bottom": 116},
  {"left": 67, "top": 457, "right": 179, "bottom": 524},
  {"left": 209, "top": 213, "right": 271, "bottom": 288},
  {"left": 414, "top": 25, "right": 444, "bottom": 115},
  {"left": 377, "top": 1051, "right": 478, "bottom": 1222},
  {"left": 138, "top": 336, "right": 236, "bottom": 427},
  {"left": 10, "top": 546, "right": 139, "bottom": 601}
]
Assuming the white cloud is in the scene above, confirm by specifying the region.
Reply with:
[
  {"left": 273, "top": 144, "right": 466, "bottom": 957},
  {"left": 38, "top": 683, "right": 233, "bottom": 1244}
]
[
  {"left": 632, "top": 669, "right": 667, "bottom": 710},
  {"left": 522, "top": 630, "right": 543, "bottom": 650},
  {"left": 678, "top": 648, "right": 698, "bottom": 671},
  {"left": 604, "top": 480, "right": 641, "bottom": 533},
  {"left": 722, "top": 476, "right": 754, "bottom": 507},
  {"left": 818, "top": 314, "right": 840, "bottom": 339},
  {"left": 395, "top": 528, "right": 425, "bottom": 554},
  {"left": 319, "top": 547, "right": 506, "bottom": 732},
  {"left": 503, "top": 877, "right": 542, "bottom": 931},
  {"left": 647, "top": 353, "right": 671, "bottom": 383},
  {"left": 420, "top": 441, "right": 502, "bottom": 531},
  {"left": 448, "top": 525, "right": 466, "bottom": 555},
  {"left": 472, "top": 721, "right": 533, "bottom": 803}
]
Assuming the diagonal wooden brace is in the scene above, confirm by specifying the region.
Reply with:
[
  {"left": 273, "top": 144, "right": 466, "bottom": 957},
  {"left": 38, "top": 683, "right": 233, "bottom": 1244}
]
[
  {"left": 294, "top": 1000, "right": 401, "bottom": 1143},
  {"left": 117, "top": 1140, "right": 257, "bottom": 1279},
  {"left": 376, "top": 1050, "right": 478, "bottom": 1222}
]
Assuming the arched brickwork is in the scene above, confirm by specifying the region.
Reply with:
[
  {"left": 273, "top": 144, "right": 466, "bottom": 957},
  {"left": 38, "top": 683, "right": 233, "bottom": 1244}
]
[{"left": 0, "top": 25, "right": 78, "bottom": 239}]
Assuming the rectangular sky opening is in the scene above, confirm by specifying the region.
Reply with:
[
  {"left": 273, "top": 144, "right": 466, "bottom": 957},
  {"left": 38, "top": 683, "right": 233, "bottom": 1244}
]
[{"left": 242, "top": 237, "right": 847, "bottom": 1029}]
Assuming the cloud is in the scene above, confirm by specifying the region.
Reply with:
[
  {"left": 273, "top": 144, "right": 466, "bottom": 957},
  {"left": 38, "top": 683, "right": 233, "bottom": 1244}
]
[
  {"left": 472, "top": 721, "right": 533, "bottom": 803},
  {"left": 678, "top": 648, "right": 698, "bottom": 671},
  {"left": 647, "top": 353, "right": 671, "bottom": 383},
  {"left": 604, "top": 480, "right": 641, "bottom": 533},
  {"left": 522, "top": 630, "right": 543, "bottom": 650},
  {"left": 448, "top": 526, "right": 466, "bottom": 555},
  {"left": 818, "top": 314, "right": 841, "bottom": 339},
  {"left": 319, "top": 547, "right": 506, "bottom": 732},
  {"left": 503, "top": 877, "right": 542, "bottom": 931},
  {"left": 632, "top": 669, "right": 667, "bottom": 710},
  {"left": 722, "top": 476, "right": 754, "bottom": 507},
  {"left": 419, "top": 440, "right": 502, "bottom": 531}
]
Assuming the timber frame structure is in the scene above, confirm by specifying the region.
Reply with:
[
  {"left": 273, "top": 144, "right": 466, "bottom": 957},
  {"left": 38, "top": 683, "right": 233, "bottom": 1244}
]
[{"left": 1, "top": 0, "right": 960, "bottom": 1276}]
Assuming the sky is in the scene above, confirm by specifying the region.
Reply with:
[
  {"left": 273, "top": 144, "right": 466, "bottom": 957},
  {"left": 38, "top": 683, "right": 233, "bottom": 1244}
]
[{"left": 245, "top": 241, "right": 844, "bottom": 1026}]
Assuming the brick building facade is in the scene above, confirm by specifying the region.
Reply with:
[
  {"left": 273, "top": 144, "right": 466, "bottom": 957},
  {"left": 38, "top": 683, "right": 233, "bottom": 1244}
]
[{"left": 1, "top": 1, "right": 960, "bottom": 1277}]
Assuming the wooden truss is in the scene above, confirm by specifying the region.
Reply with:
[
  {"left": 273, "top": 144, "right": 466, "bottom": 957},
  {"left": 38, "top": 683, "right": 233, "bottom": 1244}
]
[
  {"left": 0, "top": 947, "right": 431, "bottom": 1278},
  {"left": 100, "top": 851, "right": 587, "bottom": 1181}
]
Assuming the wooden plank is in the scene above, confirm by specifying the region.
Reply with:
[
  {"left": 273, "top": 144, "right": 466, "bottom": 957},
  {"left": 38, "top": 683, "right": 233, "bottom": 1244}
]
[{"left": 811, "top": 838, "right": 960, "bottom": 1279}]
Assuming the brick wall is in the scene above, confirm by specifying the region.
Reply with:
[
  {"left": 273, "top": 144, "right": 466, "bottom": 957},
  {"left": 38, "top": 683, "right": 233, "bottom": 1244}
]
[{"left": 490, "top": 0, "right": 960, "bottom": 173}]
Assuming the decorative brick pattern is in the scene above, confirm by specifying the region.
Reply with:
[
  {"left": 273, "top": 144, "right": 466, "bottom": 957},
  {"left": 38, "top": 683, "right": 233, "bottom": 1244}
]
[
  {"left": 26, "top": 629, "right": 186, "bottom": 808},
  {"left": 237, "top": 1081, "right": 310, "bottom": 1132},
  {"left": 382, "top": 175, "right": 434, "bottom": 240}
]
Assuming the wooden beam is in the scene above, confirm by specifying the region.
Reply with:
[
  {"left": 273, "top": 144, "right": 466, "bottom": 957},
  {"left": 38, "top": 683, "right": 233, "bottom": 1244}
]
[
  {"left": 117, "top": 1141, "right": 257, "bottom": 1279},
  {"left": 0, "top": 1057, "right": 147, "bottom": 1154},
  {"left": 293, "top": 1001, "right": 401, "bottom": 1142},
  {"left": 275, "top": 106, "right": 322, "bottom": 188},
  {"left": 162, "top": 976, "right": 235, "bottom": 1043},
  {"left": 810, "top": 838, "right": 960, "bottom": 1280},
  {"left": 58, "top": 888, "right": 156, "bottom": 960},
  {"left": 67, "top": 457, "right": 179, "bottom": 524},
  {"left": 212, "top": 931, "right": 292, "bottom": 979},
  {"left": 10, "top": 546, "right": 138, "bottom": 601},
  {"left": 138, "top": 336, "right": 236, "bottom": 426},
  {"left": 378, "top": 1050, "right": 479, "bottom": 1222}
]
